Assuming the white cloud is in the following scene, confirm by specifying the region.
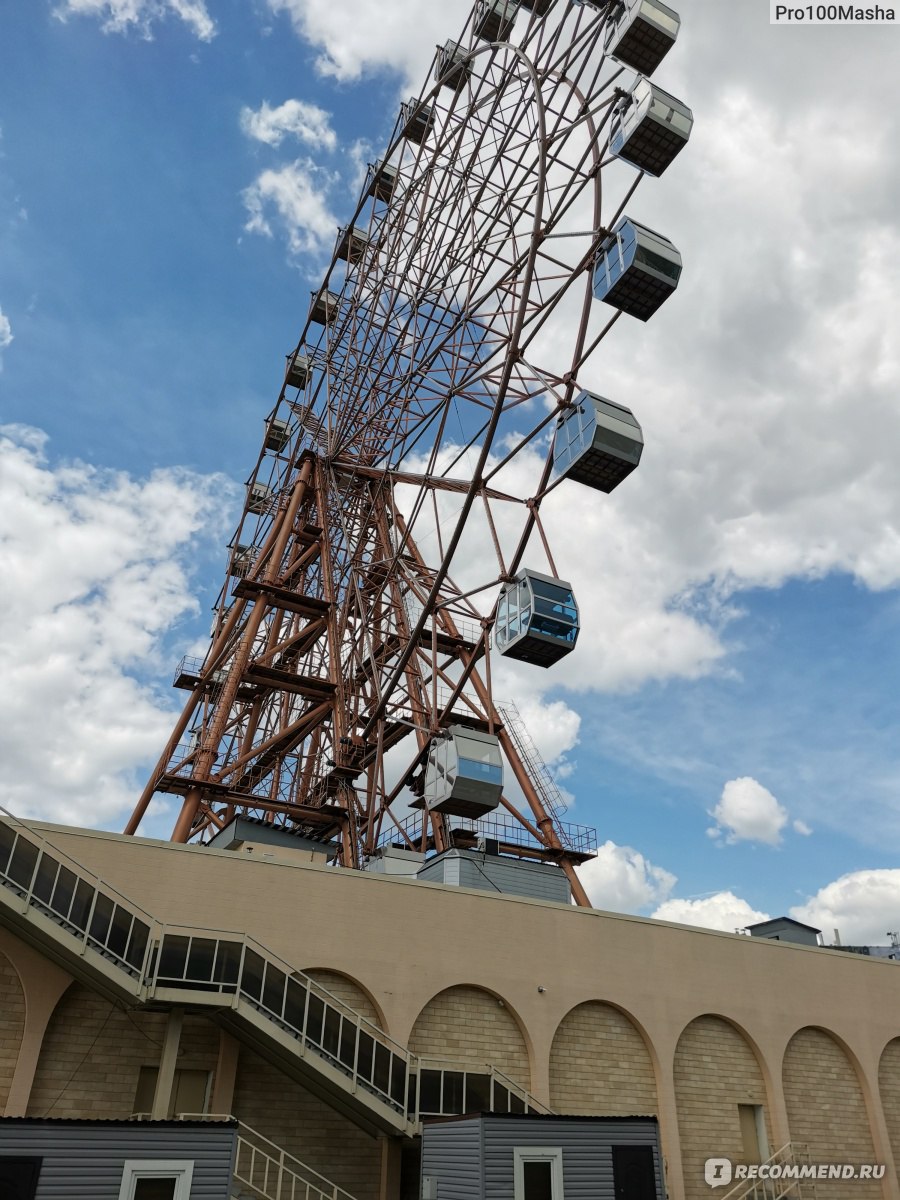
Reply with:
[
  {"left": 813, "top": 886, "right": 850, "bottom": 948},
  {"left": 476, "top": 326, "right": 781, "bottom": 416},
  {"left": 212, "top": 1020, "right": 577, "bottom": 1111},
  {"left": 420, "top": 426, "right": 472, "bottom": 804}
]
[
  {"left": 653, "top": 892, "right": 771, "bottom": 933},
  {"left": 265, "top": 0, "right": 469, "bottom": 82},
  {"left": 0, "top": 425, "right": 233, "bottom": 828},
  {"left": 0, "top": 308, "right": 12, "bottom": 358},
  {"left": 240, "top": 99, "right": 337, "bottom": 151},
  {"left": 791, "top": 870, "right": 900, "bottom": 946},
  {"left": 54, "top": 0, "right": 215, "bottom": 40},
  {"left": 577, "top": 841, "right": 676, "bottom": 914},
  {"left": 793, "top": 819, "right": 813, "bottom": 836},
  {"left": 242, "top": 159, "right": 338, "bottom": 258},
  {"left": 708, "top": 777, "right": 789, "bottom": 846}
]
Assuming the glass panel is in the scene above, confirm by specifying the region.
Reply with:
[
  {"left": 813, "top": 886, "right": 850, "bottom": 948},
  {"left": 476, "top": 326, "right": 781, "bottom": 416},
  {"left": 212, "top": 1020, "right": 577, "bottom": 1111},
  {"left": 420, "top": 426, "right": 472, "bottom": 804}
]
[
  {"left": 33, "top": 854, "right": 59, "bottom": 904},
  {"left": 107, "top": 905, "right": 132, "bottom": 958},
  {"left": 322, "top": 1005, "right": 341, "bottom": 1057},
  {"left": 419, "top": 1069, "right": 441, "bottom": 1113},
  {"left": 284, "top": 978, "right": 307, "bottom": 1029},
  {"left": 214, "top": 941, "right": 242, "bottom": 987},
  {"left": 306, "top": 992, "right": 325, "bottom": 1045},
  {"left": 634, "top": 245, "right": 680, "bottom": 280},
  {"left": 390, "top": 1058, "right": 406, "bottom": 1107},
  {"left": 339, "top": 1019, "right": 357, "bottom": 1069},
  {"left": 373, "top": 1043, "right": 391, "bottom": 1096},
  {"left": 493, "top": 1082, "right": 509, "bottom": 1112},
  {"left": 357, "top": 1031, "right": 375, "bottom": 1081},
  {"left": 69, "top": 878, "right": 95, "bottom": 930},
  {"left": 0, "top": 823, "right": 14, "bottom": 874},
  {"left": 509, "top": 1091, "right": 526, "bottom": 1114},
  {"left": 523, "top": 1161, "right": 553, "bottom": 1200},
  {"left": 186, "top": 938, "right": 216, "bottom": 983},
  {"left": 531, "top": 615, "right": 578, "bottom": 642},
  {"left": 89, "top": 892, "right": 114, "bottom": 945},
  {"left": 242, "top": 949, "right": 265, "bottom": 1001},
  {"left": 262, "top": 963, "right": 287, "bottom": 1016},
  {"left": 51, "top": 866, "right": 77, "bottom": 919},
  {"left": 442, "top": 1070, "right": 464, "bottom": 1113},
  {"left": 458, "top": 757, "right": 502, "bottom": 785},
  {"left": 466, "top": 1072, "right": 491, "bottom": 1112},
  {"left": 7, "top": 839, "right": 39, "bottom": 889},
  {"left": 126, "top": 920, "right": 150, "bottom": 970},
  {"left": 157, "top": 935, "right": 189, "bottom": 980},
  {"left": 133, "top": 1180, "right": 178, "bottom": 1200}
]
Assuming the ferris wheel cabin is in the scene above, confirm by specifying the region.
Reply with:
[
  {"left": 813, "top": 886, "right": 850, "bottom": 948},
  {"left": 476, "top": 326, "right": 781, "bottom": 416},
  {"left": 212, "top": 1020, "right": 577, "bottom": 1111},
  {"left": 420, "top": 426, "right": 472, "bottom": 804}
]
[
  {"left": 336, "top": 224, "right": 370, "bottom": 265},
  {"left": 400, "top": 99, "right": 435, "bottom": 145},
  {"left": 474, "top": 0, "right": 518, "bottom": 41},
  {"left": 285, "top": 353, "right": 311, "bottom": 390},
  {"left": 496, "top": 570, "right": 580, "bottom": 668},
  {"left": 604, "top": 0, "right": 681, "bottom": 76},
  {"left": 610, "top": 77, "right": 693, "bottom": 177},
  {"left": 554, "top": 391, "right": 643, "bottom": 493},
  {"left": 366, "top": 160, "right": 398, "bottom": 203},
  {"left": 436, "top": 41, "right": 472, "bottom": 93},
  {"left": 592, "top": 217, "right": 682, "bottom": 321},
  {"left": 424, "top": 726, "right": 504, "bottom": 819},
  {"left": 309, "top": 290, "right": 341, "bottom": 327}
]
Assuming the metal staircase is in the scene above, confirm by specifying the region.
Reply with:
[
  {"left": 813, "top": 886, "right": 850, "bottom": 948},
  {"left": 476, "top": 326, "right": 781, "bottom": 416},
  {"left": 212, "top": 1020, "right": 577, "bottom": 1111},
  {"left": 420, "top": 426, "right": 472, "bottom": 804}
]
[
  {"left": 718, "top": 1144, "right": 817, "bottom": 1200},
  {"left": 0, "top": 809, "right": 549, "bottom": 1137},
  {"left": 495, "top": 701, "right": 573, "bottom": 842}
]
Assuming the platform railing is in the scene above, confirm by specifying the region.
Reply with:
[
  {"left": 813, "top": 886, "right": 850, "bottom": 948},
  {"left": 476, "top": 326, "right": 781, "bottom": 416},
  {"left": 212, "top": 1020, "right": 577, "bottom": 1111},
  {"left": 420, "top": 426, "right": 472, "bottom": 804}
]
[
  {"left": 147, "top": 924, "right": 414, "bottom": 1119},
  {"left": 718, "top": 1143, "right": 817, "bottom": 1200},
  {"left": 412, "top": 1057, "right": 551, "bottom": 1121},
  {"left": 0, "top": 805, "right": 158, "bottom": 985}
]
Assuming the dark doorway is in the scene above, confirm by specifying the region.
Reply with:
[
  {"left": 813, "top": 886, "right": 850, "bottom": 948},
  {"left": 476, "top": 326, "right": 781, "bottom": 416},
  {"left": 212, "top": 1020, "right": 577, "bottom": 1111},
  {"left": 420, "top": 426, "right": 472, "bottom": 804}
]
[
  {"left": 0, "top": 1157, "right": 42, "bottom": 1200},
  {"left": 612, "top": 1145, "right": 657, "bottom": 1200}
]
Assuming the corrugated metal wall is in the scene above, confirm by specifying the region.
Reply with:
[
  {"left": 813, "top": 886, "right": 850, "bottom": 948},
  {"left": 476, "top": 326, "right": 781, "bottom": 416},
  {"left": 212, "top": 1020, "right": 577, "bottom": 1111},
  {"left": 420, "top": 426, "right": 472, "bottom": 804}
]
[
  {"left": 423, "top": 1115, "right": 663, "bottom": 1200},
  {"left": 0, "top": 1120, "right": 236, "bottom": 1199},
  {"left": 421, "top": 1117, "right": 483, "bottom": 1200},
  {"left": 417, "top": 852, "right": 570, "bottom": 904}
]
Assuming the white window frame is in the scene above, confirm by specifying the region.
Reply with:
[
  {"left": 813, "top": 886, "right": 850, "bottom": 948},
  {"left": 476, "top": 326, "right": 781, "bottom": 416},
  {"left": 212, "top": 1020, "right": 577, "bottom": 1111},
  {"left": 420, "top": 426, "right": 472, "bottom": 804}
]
[
  {"left": 513, "top": 1147, "right": 564, "bottom": 1200},
  {"left": 117, "top": 1160, "right": 194, "bottom": 1200}
]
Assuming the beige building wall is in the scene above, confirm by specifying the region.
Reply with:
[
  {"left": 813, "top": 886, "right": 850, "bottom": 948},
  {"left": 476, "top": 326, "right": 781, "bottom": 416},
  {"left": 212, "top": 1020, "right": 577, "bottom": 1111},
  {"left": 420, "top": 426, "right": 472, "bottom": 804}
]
[
  {"left": 26, "top": 982, "right": 220, "bottom": 1119},
  {"left": 408, "top": 984, "right": 531, "bottom": 1090},
  {"left": 0, "top": 952, "right": 25, "bottom": 1113},
  {"left": 879, "top": 1038, "right": 900, "bottom": 1174},
  {"left": 783, "top": 1027, "right": 880, "bottom": 1197},
  {"left": 305, "top": 968, "right": 385, "bottom": 1029},
  {"left": 232, "top": 1045, "right": 382, "bottom": 1200},
  {"left": 549, "top": 1001, "right": 657, "bottom": 1117},
  {"left": 674, "top": 1015, "right": 774, "bottom": 1200}
]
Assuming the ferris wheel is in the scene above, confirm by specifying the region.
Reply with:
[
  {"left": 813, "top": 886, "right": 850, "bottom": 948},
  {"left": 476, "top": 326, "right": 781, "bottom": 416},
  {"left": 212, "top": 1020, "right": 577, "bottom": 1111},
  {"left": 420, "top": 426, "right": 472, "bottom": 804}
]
[{"left": 126, "top": 0, "right": 692, "bottom": 906}]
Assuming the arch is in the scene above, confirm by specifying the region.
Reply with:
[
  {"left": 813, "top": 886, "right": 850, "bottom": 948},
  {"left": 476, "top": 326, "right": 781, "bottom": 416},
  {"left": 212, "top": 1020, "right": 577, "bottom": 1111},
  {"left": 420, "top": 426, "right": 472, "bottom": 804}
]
[
  {"left": 0, "top": 951, "right": 25, "bottom": 1114},
  {"left": 879, "top": 1037, "right": 900, "bottom": 1171},
  {"left": 674, "top": 1014, "right": 775, "bottom": 1200},
  {"left": 783, "top": 1026, "right": 878, "bottom": 1188},
  {"left": 549, "top": 999, "right": 657, "bottom": 1116},
  {"left": 303, "top": 968, "right": 387, "bottom": 1031},
  {"left": 408, "top": 984, "right": 531, "bottom": 1090}
]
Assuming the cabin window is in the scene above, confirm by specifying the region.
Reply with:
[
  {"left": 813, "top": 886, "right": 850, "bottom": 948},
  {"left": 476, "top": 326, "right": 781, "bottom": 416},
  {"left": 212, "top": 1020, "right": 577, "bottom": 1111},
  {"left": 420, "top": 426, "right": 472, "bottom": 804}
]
[
  {"left": 118, "top": 1161, "right": 194, "bottom": 1200},
  {"left": 513, "top": 1148, "right": 564, "bottom": 1200}
]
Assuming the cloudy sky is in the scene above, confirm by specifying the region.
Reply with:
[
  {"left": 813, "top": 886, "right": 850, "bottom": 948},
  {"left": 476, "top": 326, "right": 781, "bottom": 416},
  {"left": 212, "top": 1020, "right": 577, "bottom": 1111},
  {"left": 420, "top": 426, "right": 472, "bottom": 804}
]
[{"left": 1, "top": 0, "right": 899, "bottom": 945}]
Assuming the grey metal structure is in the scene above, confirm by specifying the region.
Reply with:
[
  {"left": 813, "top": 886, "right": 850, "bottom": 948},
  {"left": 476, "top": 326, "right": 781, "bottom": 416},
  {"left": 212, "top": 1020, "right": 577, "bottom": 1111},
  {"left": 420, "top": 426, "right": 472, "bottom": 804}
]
[
  {"left": 610, "top": 77, "right": 693, "bottom": 177},
  {"left": 592, "top": 217, "right": 682, "bottom": 321},
  {"left": 416, "top": 848, "right": 571, "bottom": 904},
  {"left": 0, "top": 1118, "right": 237, "bottom": 1200},
  {"left": 424, "top": 726, "right": 503, "bottom": 819},
  {"left": 495, "top": 570, "right": 579, "bottom": 668},
  {"left": 399, "top": 99, "right": 435, "bottom": 145},
  {"left": 746, "top": 917, "right": 823, "bottom": 947},
  {"left": 553, "top": 392, "right": 643, "bottom": 493},
  {"left": 365, "top": 160, "right": 398, "bottom": 203},
  {"left": 336, "top": 225, "right": 370, "bottom": 265},
  {"left": 284, "top": 352, "right": 310, "bottom": 390},
  {"left": 308, "top": 290, "right": 341, "bottom": 327},
  {"left": 421, "top": 1114, "right": 664, "bottom": 1200},
  {"left": 604, "top": 0, "right": 680, "bottom": 76}
]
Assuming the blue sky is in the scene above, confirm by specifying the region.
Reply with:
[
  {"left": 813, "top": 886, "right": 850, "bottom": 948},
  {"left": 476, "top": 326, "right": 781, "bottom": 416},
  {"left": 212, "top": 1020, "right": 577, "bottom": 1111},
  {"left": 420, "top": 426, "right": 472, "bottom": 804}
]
[{"left": 1, "top": 0, "right": 900, "bottom": 943}]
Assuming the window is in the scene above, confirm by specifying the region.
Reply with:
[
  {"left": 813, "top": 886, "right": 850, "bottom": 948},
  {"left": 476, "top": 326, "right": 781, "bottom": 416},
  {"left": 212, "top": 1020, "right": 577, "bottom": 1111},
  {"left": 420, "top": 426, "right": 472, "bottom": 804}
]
[
  {"left": 0, "top": 1157, "right": 42, "bottom": 1200},
  {"left": 513, "top": 1148, "right": 563, "bottom": 1200},
  {"left": 118, "top": 1161, "right": 194, "bottom": 1200}
]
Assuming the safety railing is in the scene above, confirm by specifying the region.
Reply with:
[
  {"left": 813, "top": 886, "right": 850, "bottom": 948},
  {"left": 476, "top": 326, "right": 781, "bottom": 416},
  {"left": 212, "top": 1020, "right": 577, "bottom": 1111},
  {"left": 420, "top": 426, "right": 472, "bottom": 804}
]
[
  {"left": 412, "top": 1057, "right": 550, "bottom": 1120},
  {"left": 146, "top": 926, "right": 414, "bottom": 1118},
  {"left": 231, "top": 1119, "right": 361, "bottom": 1200},
  {"left": 0, "top": 807, "right": 157, "bottom": 984},
  {"left": 719, "top": 1143, "right": 816, "bottom": 1200}
]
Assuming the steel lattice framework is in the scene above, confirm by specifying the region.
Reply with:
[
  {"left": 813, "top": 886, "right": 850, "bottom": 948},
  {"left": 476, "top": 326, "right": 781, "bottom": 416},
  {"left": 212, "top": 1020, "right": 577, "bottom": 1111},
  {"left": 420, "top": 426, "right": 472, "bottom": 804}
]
[{"left": 126, "top": 0, "right": 687, "bottom": 907}]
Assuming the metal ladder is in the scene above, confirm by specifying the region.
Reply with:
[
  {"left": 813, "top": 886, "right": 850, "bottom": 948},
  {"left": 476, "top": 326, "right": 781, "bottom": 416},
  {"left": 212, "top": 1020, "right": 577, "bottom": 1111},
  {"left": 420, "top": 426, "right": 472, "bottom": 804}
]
[{"left": 496, "top": 701, "right": 571, "bottom": 839}]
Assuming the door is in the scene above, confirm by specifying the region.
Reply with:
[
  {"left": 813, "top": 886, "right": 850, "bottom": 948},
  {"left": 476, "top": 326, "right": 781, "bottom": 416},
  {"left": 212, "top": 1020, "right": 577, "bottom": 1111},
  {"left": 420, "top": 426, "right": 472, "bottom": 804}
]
[
  {"left": 612, "top": 1145, "right": 658, "bottom": 1200},
  {"left": 0, "top": 1157, "right": 42, "bottom": 1200}
]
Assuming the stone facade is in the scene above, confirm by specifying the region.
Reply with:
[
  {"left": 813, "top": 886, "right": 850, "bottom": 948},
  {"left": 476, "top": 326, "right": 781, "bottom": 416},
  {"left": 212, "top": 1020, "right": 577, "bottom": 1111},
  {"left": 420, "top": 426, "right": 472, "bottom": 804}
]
[{"left": 549, "top": 1000, "right": 657, "bottom": 1117}]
